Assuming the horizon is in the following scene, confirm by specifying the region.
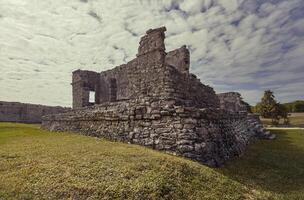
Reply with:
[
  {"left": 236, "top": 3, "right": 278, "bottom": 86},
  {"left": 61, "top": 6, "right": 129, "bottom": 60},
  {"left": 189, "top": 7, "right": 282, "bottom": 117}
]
[{"left": 0, "top": 0, "right": 303, "bottom": 107}]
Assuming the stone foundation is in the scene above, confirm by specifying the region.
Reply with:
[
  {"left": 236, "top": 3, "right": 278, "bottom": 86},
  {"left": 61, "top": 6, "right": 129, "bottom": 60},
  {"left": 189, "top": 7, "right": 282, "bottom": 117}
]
[{"left": 42, "top": 98, "right": 271, "bottom": 167}]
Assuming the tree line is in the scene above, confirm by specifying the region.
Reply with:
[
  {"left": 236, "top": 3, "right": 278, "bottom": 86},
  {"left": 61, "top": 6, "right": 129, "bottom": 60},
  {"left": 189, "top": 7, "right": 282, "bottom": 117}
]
[{"left": 283, "top": 100, "right": 304, "bottom": 113}]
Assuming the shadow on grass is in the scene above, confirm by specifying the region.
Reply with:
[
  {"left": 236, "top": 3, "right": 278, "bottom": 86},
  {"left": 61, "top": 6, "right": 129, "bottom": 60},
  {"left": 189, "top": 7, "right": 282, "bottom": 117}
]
[{"left": 218, "top": 129, "right": 304, "bottom": 195}]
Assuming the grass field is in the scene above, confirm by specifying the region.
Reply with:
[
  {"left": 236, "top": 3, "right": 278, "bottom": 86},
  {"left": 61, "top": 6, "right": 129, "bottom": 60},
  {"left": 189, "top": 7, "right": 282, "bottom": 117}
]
[
  {"left": 288, "top": 113, "right": 304, "bottom": 127},
  {"left": 0, "top": 123, "right": 304, "bottom": 199},
  {"left": 260, "top": 112, "right": 304, "bottom": 127}
]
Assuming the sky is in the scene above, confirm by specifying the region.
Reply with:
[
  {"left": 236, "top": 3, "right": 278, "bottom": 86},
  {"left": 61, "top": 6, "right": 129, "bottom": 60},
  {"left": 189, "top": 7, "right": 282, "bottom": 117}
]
[{"left": 0, "top": 0, "right": 303, "bottom": 107}]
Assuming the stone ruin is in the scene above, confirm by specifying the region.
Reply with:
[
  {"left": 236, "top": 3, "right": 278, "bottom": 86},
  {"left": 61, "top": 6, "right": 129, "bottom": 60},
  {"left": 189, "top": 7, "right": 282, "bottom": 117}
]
[
  {"left": 0, "top": 101, "right": 70, "bottom": 123},
  {"left": 42, "top": 27, "right": 274, "bottom": 167}
]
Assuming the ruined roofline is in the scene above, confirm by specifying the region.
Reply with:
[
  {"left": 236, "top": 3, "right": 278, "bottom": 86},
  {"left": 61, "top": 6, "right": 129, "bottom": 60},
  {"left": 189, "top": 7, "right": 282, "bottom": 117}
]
[
  {"left": 136, "top": 26, "right": 167, "bottom": 57},
  {"left": 72, "top": 69, "right": 100, "bottom": 75},
  {"left": 72, "top": 26, "right": 190, "bottom": 75},
  {"left": 146, "top": 26, "right": 167, "bottom": 34},
  {"left": 72, "top": 69, "right": 98, "bottom": 73},
  {"left": 217, "top": 92, "right": 241, "bottom": 96}
]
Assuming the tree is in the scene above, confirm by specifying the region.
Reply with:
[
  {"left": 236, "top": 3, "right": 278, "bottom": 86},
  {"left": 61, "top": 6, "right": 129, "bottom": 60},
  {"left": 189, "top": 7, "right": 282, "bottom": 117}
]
[
  {"left": 294, "top": 101, "right": 304, "bottom": 112},
  {"left": 252, "top": 102, "right": 261, "bottom": 114},
  {"left": 255, "top": 90, "right": 289, "bottom": 125},
  {"left": 283, "top": 100, "right": 304, "bottom": 112},
  {"left": 279, "top": 104, "right": 289, "bottom": 125},
  {"left": 272, "top": 103, "right": 289, "bottom": 125},
  {"left": 259, "top": 90, "right": 277, "bottom": 118}
]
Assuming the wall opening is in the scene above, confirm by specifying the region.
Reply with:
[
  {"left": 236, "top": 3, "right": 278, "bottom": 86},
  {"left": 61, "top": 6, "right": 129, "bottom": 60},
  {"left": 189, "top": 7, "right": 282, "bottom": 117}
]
[
  {"left": 109, "top": 78, "right": 117, "bottom": 102},
  {"left": 89, "top": 91, "right": 96, "bottom": 104}
]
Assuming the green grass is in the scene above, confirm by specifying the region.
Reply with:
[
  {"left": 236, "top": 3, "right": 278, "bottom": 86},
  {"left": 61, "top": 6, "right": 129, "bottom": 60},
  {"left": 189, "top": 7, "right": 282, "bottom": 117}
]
[
  {"left": 260, "top": 112, "right": 304, "bottom": 127},
  {"left": 0, "top": 123, "right": 304, "bottom": 199},
  {"left": 219, "top": 129, "right": 304, "bottom": 200},
  {"left": 288, "top": 113, "right": 304, "bottom": 127}
]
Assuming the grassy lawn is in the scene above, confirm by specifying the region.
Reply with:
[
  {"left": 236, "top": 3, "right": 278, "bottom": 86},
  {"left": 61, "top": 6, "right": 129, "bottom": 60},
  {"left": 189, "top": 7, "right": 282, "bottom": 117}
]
[
  {"left": 288, "top": 113, "right": 304, "bottom": 127},
  {"left": 260, "top": 112, "right": 304, "bottom": 127},
  {"left": 219, "top": 128, "right": 304, "bottom": 200},
  {"left": 0, "top": 123, "right": 304, "bottom": 199}
]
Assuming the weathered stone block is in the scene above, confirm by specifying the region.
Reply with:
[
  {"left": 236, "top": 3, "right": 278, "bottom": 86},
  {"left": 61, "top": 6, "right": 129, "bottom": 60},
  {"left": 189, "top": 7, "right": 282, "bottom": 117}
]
[{"left": 178, "top": 145, "right": 194, "bottom": 153}]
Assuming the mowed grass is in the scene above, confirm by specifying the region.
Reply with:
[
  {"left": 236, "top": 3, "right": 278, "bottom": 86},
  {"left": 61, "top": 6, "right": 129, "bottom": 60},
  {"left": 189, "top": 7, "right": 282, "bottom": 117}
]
[
  {"left": 261, "top": 112, "right": 304, "bottom": 127},
  {"left": 219, "top": 128, "right": 304, "bottom": 200},
  {"left": 0, "top": 123, "right": 304, "bottom": 199},
  {"left": 289, "top": 113, "right": 304, "bottom": 127}
]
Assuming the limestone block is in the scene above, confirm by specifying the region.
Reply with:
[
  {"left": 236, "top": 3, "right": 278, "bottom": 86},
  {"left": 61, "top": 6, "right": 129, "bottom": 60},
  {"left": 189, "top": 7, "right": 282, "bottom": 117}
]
[{"left": 178, "top": 145, "right": 194, "bottom": 153}]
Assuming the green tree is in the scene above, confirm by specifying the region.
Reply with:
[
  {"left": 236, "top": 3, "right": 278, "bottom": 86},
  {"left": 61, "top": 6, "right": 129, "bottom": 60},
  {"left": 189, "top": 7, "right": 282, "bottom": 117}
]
[
  {"left": 294, "top": 101, "right": 304, "bottom": 112},
  {"left": 259, "top": 90, "right": 277, "bottom": 118},
  {"left": 283, "top": 100, "right": 304, "bottom": 112},
  {"left": 252, "top": 102, "right": 261, "bottom": 114},
  {"left": 254, "top": 90, "right": 289, "bottom": 125},
  {"left": 272, "top": 103, "right": 289, "bottom": 125}
]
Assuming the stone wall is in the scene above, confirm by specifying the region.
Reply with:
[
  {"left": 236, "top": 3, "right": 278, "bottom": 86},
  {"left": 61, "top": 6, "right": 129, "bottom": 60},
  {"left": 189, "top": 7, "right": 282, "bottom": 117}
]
[
  {"left": 72, "top": 27, "right": 169, "bottom": 109},
  {"left": 71, "top": 27, "right": 219, "bottom": 110},
  {"left": 137, "top": 27, "right": 166, "bottom": 57},
  {"left": 0, "top": 101, "right": 70, "bottom": 123},
  {"left": 42, "top": 98, "right": 254, "bottom": 166},
  {"left": 72, "top": 70, "right": 100, "bottom": 108},
  {"left": 165, "top": 45, "right": 190, "bottom": 74},
  {"left": 98, "top": 53, "right": 169, "bottom": 103},
  {"left": 165, "top": 66, "right": 220, "bottom": 108},
  {"left": 217, "top": 92, "right": 248, "bottom": 113}
]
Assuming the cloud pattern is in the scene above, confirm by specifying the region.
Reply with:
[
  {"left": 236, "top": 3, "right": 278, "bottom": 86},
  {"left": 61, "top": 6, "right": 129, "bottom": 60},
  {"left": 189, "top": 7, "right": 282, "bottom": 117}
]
[{"left": 0, "top": 0, "right": 303, "bottom": 106}]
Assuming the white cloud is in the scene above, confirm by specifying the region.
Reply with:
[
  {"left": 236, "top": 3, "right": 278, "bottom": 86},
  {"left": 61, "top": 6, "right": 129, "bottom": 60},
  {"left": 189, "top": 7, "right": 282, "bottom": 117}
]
[
  {"left": 179, "top": 0, "right": 206, "bottom": 15},
  {"left": 0, "top": 0, "right": 303, "bottom": 106},
  {"left": 217, "top": 0, "right": 240, "bottom": 12}
]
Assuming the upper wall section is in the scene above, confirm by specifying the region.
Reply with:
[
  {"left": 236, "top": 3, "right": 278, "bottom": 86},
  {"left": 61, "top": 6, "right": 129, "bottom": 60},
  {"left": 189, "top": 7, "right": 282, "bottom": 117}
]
[
  {"left": 72, "top": 27, "right": 220, "bottom": 109},
  {"left": 165, "top": 66, "right": 220, "bottom": 108},
  {"left": 72, "top": 27, "right": 171, "bottom": 109},
  {"left": 72, "top": 70, "right": 100, "bottom": 109},
  {"left": 97, "top": 57, "right": 170, "bottom": 104},
  {"left": 217, "top": 92, "right": 248, "bottom": 113},
  {"left": 165, "top": 45, "right": 190, "bottom": 74},
  {"left": 137, "top": 27, "right": 166, "bottom": 57}
]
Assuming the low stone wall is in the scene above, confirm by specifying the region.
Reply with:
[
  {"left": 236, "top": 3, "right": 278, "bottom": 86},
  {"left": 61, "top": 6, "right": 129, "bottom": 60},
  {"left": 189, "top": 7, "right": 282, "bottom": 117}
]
[
  {"left": 0, "top": 101, "right": 70, "bottom": 123},
  {"left": 42, "top": 98, "right": 268, "bottom": 166}
]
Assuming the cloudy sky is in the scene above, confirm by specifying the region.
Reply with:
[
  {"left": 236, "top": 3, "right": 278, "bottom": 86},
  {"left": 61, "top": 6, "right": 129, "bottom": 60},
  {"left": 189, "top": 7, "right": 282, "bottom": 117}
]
[{"left": 0, "top": 0, "right": 303, "bottom": 107}]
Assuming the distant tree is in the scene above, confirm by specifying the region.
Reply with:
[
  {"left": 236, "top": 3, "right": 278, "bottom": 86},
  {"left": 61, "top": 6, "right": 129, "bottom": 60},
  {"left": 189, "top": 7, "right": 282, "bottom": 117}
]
[
  {"left": 252, "top": 103, "right": 261, "bottom": 114},
  {"left": 284, "top": 103, "right": 294, "bottom": 113},
  {"left": 283, "top": 100, "right": 304, "bottom": 112},
  {"left": 255, "top": 90, "right": 289, "bottom": 125},
  {"left": 294, "top": 101, "right": 304, "bottom": 112},
  {"left": 272, "top": 103, "right": 289, "bottom": 125},
  {"left": 259, "top": 90, "right": 277, "bottom": 118}
]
